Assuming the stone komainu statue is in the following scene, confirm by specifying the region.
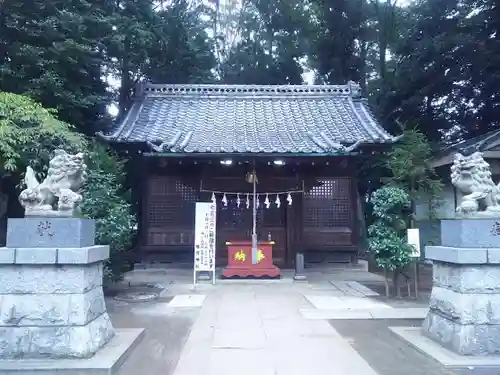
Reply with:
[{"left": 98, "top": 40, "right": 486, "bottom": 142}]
[
  {"left": 19, "top": 149, "right": 87, "bottom": 217},
  {"left": 451, "top": 151, "right": 500, "bottom": 216}
]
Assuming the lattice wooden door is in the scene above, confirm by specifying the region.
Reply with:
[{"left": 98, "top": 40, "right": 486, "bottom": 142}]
[
  {"left": 303, "top": 178, "right": 353, "bottom": 258},
  {"left": 144, "top": 176, "right": 198, "bottom": 262}
]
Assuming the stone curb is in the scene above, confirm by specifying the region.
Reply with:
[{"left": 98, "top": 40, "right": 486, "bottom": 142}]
[{"left": 300, "top": 307, "right": 429, "bottom": 320}]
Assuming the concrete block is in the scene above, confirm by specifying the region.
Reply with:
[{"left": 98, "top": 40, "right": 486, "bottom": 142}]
[
  {"left": 426, "top": 246, "right": 487, "bottom": 264},
  {"left": 441, "top": 219, "right": 500, "bottom": 248},
  {"left": 15, "top": 247, "right": 57, "bottom": 264},
  {"left": 0, "top": 313, "right": 114, "bottom": 359},
  {"left": 423, "top": 310, "right": 500, "bottom": 355},
  {"left": 0, "top": 263, "right": 103, "bottom": 294},
  {"left": 433, "top": 262, "right": 500, "bottom": 293},
  {"left": 0, "top": 248, "right": 14, "bottom": 264},
  {"left": 68, "top": 288, "right": 107, "bottom": 325},
  {"left": 7, "top": 218, "right": 95, "bottom": 248},
  {"left": 0, "top": 287, "right": 106, "bottom": 327},
  {"left": 57, "top": 245, "right": 110, "bottom": 264},
  {"left": 0, "top": 328, "right": 144, "bottom": 375},
  {"left": 390, "top": 326, "right": 500, "bottom": 369},
  {"left": 429, "top": 286, "right": 500, "bottom": 324},
  {"left": 0, "top": 294, "right": 71, "bottom": 326},
  {"left": 487, "top": 248, "right": 500, "bottom": 263}
]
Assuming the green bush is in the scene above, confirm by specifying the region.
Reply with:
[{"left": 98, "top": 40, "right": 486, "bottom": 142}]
[
  {"left": 368, "top": 186, "right": 413, "bottom": 296},
  {"left": 80, "top": 144, "right": 136, "bottom": 284},
  {"left": 368, "top": 186, "right": 413, "bottom": 271}
]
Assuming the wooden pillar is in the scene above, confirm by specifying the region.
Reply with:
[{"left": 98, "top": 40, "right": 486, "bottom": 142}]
[
  {"left": 136, "top": 155, "right": 149, "bottom": 264},
  {"left": 349, "top": 157, "right": 361, "bottom": 264},
  {"left": 296, "top": 192, "right": 304, "bottom": 264},
  {"left": 286, "top": 191, "right": 304, "bottom": 268}
]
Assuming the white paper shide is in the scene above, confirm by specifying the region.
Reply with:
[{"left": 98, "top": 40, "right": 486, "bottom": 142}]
[{"left": 193, "top": 202, "right": 217, "bottom": 283}]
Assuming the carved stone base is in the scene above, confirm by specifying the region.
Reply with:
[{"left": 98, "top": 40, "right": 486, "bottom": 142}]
[
  {"left": 423, "top": 310, "right": 500, "bottom": 356},
  {"left": 6, "top": 218, "right": 95, "bottom": 248},
  {"left": 0, "top": 245, "right": 115, "bottom": 359},
  {"left": 0, "top": 313, "right": 114, "bottom": 359},
  {"left": 0, "top": 329, "right": 144, "bottom": 375},
  {"left": 440, "top": 218, "right": 500, "bottom": 248},
  {"left": 424, "top": 235, "right": 500, "bottom": 355}
]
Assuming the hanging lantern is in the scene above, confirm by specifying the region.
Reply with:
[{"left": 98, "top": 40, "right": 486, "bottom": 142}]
[{"left": 245, "top": 170, "right": 258, "bottom": 184}]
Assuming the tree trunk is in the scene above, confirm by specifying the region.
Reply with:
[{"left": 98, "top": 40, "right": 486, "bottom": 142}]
[
  {"left": 118, "top": 36, "right": 132, "bottom": 122},
  {"left": 384, "top": 269, "right": 390, "bottom": 297},
  {"left": 393, "top": 270, "right": 401, "bottom": 298}
]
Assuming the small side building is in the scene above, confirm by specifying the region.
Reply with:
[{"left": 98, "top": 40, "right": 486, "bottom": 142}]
[
  {"left": 415, "top": 129, "right": 500, "bottom": 251},
  {"left": 99, "top": 82, "right": 398, "bottom": 267}
]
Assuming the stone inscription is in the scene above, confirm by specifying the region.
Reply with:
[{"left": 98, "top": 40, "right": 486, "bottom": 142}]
[
  {"left": 36, "top": 220, "right": 55, "bottom": 237},
  {"left": 491, "top": 221, "right": 500, "bottom": 236}
]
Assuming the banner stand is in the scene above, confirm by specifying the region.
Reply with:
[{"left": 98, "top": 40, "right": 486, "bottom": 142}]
[
  {"left": 193, "top": 202, "right": 217, "bottom": 285},
  {"left": 407, "top": 228, "right": 421, "bottom": 299}
]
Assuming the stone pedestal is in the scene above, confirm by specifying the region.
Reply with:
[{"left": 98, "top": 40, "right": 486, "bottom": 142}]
[
  {"left": 423, "top": 218, "right": 500, "bottom": 356},
  {"left": 0, "top": 218, "right": 115, "bottom": 359}
]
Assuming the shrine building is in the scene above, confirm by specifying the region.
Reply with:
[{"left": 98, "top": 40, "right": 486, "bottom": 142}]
[{"left": 99, "top": 82, "right": 398, "bottom": 268}]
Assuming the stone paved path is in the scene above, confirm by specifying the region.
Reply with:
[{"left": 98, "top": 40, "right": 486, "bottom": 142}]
[
  {"left": 122, "top": 266, "right": 433, "bottom": 375},
  {"left": 172, "top": 284, "right": 381, "bottom": 375}
]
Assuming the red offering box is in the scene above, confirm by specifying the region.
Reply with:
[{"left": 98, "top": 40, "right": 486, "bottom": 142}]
[{"left": 221, "top": 240, "right": 281, "bottom": 278}]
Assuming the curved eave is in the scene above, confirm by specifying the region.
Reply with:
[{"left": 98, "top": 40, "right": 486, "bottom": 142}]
[{"left": 95, "top": 100, "right": 144, "bottom": 141}]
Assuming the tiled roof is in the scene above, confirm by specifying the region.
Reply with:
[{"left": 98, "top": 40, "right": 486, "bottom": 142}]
[
  {"left": 430, "top": 129, "right": 500, "bottom": 167},
  {"left": 438, "top": 129, "right": 500, "bottom": 156},
  {"left": 99, "top": 82, "right": 398, "bottom": 154}
]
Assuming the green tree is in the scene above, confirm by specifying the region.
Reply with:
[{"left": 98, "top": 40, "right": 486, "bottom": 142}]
[
  {"left": 307, "top": 0, "right": 367, "bottom": 84},
  {"left": 368, "top": 186, "right": 413, "bottom": 297},
  {"left": 0, "top": 92, "right": 87, "bottom": 174},
  {"left": 106, "top": 0, "right": 216, "bottom": 118},
  {"left": 0, "top": 0, "right": 112, "bottom": 134},
  {"left": 383, "top": 127, "right": 443, "bottom": 226},
  {"left": 146, "top": 2, "right": 216, "bottom": 84},
  {"left": 220, "top": 0, "right": 309, "bottom": 84},
  {"left": 379, "top": 0, "right": 500, "bottom": 141}
]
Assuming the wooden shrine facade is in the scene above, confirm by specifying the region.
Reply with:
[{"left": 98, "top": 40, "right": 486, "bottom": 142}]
[
  {"left": 139, "top": 156, "right": 360, "bottom": 266},
  {"left": 98, "top": 82, "right": 398, "bottom": 267}
]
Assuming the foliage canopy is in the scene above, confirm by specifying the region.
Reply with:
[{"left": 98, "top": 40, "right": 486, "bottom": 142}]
[
  {"left": 0, "top": 92, "right": 86, "bottom": 173},
  {"left": 383, "top": 128, "right": 443, "bottom": 207}
]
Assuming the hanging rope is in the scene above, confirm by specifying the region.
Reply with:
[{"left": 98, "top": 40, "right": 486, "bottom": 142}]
[{"left": 203, "top": 189, "right": 303, "bottom": 195}]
